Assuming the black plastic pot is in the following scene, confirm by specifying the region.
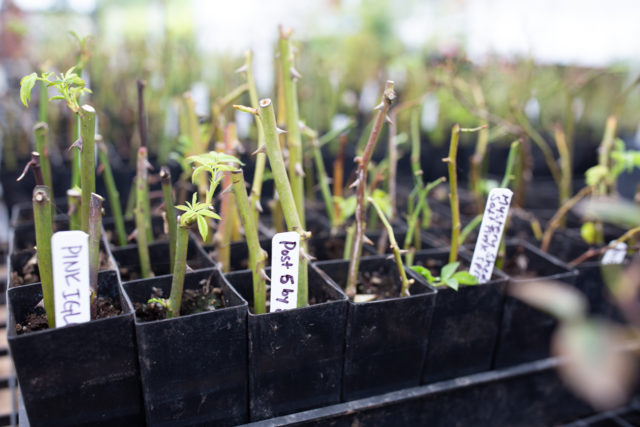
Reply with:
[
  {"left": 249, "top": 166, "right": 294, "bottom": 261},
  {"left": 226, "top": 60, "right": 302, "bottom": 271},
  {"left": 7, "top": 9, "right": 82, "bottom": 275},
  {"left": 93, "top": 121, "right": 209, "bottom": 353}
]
[
  {"left": 409, "top": 249, "right": 509, "bottom": 384},
  {"left": 544, "top": 229, "right": 625, "bottom": 322},
  {"left": 492, "top": 239, "right": 578, "bottom": 368},
  {"left": 315, "top": 256, "right": 436, "bottom": 401},
  {"left": 111, "top": 236, "right": 214, "bottom": 282},
  {"left": 7, "top": 270, "right": 144, "bottom": 426},
  {"left": 123, "top": 268, "right": 248, "bottom": 426},
  {"left": 8, "top": 221, "right": 116, "bottom": 288},
  {"left": 241, "top": 356, "right": 596, "bottom": 427},
  {"left": 225, "top": 265, "right": 348, "bottom": 421}
]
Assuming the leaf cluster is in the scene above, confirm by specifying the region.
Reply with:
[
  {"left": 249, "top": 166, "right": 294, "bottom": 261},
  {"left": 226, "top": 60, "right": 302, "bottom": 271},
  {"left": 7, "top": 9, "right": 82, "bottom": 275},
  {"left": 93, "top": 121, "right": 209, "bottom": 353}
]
[
  {"left": 411, "top": 261, "right": 478, "bottom": 291},
  {"left": 188, "top": 151, "right": 243, "bottom": 204},
  {"left": 20, "top": 66, "right": 91, "bottom": 114},
  {"left": 176, "top": 193, "right": 221, "bottom": 241}
]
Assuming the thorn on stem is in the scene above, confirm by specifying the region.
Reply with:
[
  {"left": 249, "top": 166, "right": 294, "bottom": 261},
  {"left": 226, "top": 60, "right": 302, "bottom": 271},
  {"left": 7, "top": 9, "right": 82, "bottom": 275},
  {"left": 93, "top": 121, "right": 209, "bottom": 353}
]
[{"left": 69, "top": 137, "right": 82, "bottom": 152}]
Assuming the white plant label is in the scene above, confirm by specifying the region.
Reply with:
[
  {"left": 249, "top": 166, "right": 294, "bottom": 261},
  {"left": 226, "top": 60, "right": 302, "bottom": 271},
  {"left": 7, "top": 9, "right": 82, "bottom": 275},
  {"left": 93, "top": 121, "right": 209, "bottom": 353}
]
[
  {"left": 52, "top": 231, "right": 91, "bottom": 327},
  {"left": 470, "top": 188, "right": 513, "bottom": 284},
  {"left": 601, "top": 241, "right": 627, "bottom": 265},
  {"left": 270, "top": 231, "right": 300, "bottom": 312}
]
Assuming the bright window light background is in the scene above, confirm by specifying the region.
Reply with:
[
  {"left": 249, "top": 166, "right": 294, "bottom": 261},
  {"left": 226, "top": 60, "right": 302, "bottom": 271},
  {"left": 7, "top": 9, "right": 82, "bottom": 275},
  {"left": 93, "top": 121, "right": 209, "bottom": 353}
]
[{"left": 8, "top": 0, "right": 640, "bottom": 86}]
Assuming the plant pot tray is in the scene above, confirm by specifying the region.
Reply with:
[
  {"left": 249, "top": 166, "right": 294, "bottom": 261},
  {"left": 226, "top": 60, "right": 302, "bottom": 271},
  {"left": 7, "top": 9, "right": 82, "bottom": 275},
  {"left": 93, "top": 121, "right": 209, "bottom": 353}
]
[{"left": 239, "top": 357, "right": 602, "bottom": 427}]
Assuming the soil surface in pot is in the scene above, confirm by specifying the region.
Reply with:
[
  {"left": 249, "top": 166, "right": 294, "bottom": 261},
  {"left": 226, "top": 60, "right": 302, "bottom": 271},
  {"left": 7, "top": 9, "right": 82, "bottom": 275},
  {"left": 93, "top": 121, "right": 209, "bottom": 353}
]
[
  {"left": 312, "top": 237, "right": 345, "bottom": 261},
  {"left": 133, "top": 279, "right": 226, "bottom": 322},
  {"left": 502, "top": 245, "right": 538, "bottom": 280},
  {"left": 353, "top": 266, "right": 401, "bottom": 301},
  {"left": 10, "top": 250, "right": 112, "bottom": 287},
  {"left": 16, "top": 297, "right": 122, "bottom": 335}
]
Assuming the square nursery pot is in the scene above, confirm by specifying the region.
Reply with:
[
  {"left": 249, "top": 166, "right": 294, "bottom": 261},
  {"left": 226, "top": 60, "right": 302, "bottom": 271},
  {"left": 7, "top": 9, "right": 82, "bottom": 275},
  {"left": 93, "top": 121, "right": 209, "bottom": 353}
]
[
  {"left": 123, "top": 268, "right": 248, "bottom": 426},
  {"left": 7, "top": 270, "right": 144, "bottom": 426},
  {"left": 410, "top": 249, "right": 509, "bottom": 384},
  {"left": 315, "top": 256, "right": 436, "bottom": 401},
  {"left": 8, "top": 220, "right": 116, "bottom": 288},
  {"left": 544, "top": 228, "right": 627, "bottom": 322},
  {"left": 492, "top": 239, "right": 578, "bottom": 369},
  {"left": 112, "top": 235, "right": 214, "bottom": 282},
  {"left": 225, "top": 264, "right": 348, "bottom": 421}
]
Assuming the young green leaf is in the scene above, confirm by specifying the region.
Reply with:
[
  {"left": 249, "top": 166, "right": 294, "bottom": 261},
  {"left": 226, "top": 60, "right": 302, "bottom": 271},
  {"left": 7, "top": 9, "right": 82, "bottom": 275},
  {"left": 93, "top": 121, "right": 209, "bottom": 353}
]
[
  {"left": 444, "top": 277, "right": 459, "bottom": 291},
  {"left": 410, "top": 265, "right": 436, "bottom": 284},
  {"left": 197, "top": 215, "right": 208, "bottom": 241},
  {"left": 441, "top": 261, "right": 460, "bottom": 280},
  {"left": 20, "top": 73, "right": 37, "bottom": 107},
  {"left": 451, "top": 270, "right": 479, "bottom": 285}
]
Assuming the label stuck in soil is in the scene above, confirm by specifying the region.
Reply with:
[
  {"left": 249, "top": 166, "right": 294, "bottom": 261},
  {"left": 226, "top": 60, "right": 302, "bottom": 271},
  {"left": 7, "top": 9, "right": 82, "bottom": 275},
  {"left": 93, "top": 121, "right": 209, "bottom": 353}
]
[
  {"left": 270, "top": 231, "right": 300, "bottom": 312},
  {"left": 601, "top": 240, "right": 627, "bottom": 265},
  {"left": 470, "top": 188, "right": 513, "bottom": 283},
  {"left": 52, "top": 231, "right": 91, "bottom": 326}
]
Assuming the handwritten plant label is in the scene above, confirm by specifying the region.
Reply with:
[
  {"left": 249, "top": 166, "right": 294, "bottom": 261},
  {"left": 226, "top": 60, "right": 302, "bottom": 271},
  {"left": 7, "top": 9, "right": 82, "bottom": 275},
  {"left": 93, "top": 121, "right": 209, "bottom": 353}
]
[
  {"left": 601, "top": 241, "right": 627, "bottom": 265},
  {"left": 470, "top": 188, "right": 513, "bottom": 283},
  {"left": 52, "top": 231, "right": 91, "bottom": 326},
  {"left": 270, "top": 231, "right": 300, "bottom": 312}
]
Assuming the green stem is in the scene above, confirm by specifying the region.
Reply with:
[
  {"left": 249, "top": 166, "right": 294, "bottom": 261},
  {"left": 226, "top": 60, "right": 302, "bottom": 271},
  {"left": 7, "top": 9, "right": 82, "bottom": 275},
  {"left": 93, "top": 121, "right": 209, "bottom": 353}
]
[
  {"left": 80, "top": 105, "right": 96, "bottom": 233},
  {"left": 447, "top": 124, "right": 461, "bottom": 264},
  {"left": 97, "top": 138, "right": 126, "bottom": 246},
  {"left": 306, "top": 128, "right": 336, "bottom": 227},
  {"left": 369, "top": 196, "right": 411, "bottom": 297},
  {"left": 161, "top": 167, "right": 177, "bottom": 273},
  {"left": 34, "top": 123, "right": 52, "bottom": 196},
  {"left": 258, "top": 98, "right": 308, "bottom": 307},
  {"left": 514, "top": 109, "right": 562, "bottom": 187},
  {"left": 137, "top": 80, "right": 153, "bottom": 242},
  {"left": 346, "top": 81, "right": 396, "bottom": 298},
  {"left": 279, "top": 28, "right": 305, "bottom": 228},
  {"left": 67, "top": 188, "right": 81, "bottom": 230},
  {"left": 404, "top": 177, "right": 446, "bottom": 261},
  {"left": 33, "top": 186, "right": 55, "bottom": 328},
  {"left": 88, "top": 193, "right": 103, "bottom": 309},
  {"left": 71, "top": 116, "right": 81, "bottom": 189},
  {"left": 124, "top": 181, "right": 136, "bottom": 219},
  {"left": 554, "top": 124, "right": 571, "bottom": 209},
  {"left": 344, "top": 224, "right": 355, "bottom": 259},
  {"left": 245, "top": 50, "right": 268, "bottom": 225},
  {"left": 136, "top": 147, "right": 152, "bottom": 278},
  {"left": 410, "top": 108, "right": 424, "bottom": 189},
  {"left": 500, "top": 140, "right": 521, "bottom": 189},
  {"left": 598, "top": 115, "right": 618, "bottom": 195},
  {"left": 459, "top": 214, "right": 483, "bottom": 246},
  {"left": 38, "top": 77, "right": 47, "bottom": 124},
  {"left": 167, "top": 224, "right": 189, "bottom": 318},
  {"left": 231, "top": 170, "right": 267, "bottom": 314}
]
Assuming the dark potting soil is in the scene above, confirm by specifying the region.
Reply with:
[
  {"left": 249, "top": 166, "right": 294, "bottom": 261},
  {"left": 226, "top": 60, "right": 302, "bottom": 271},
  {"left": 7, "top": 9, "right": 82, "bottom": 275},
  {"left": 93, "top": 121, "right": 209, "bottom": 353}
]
[
  {"left": 133, "top": 279, "right": 226, "bottom": 322},
  {"left": 10, "top": 251, "right": 113, "bottom": 287},
  {"left": 502, "top": 246, "right": 538, "bottom": 280},
  {"left": 15, "top": 297, "right": 122, "bottom": 335},
  {"left": 313, "top": 237, "right": 345, "bottom": 261},
  {"left": 356, "top": 268, "right": 398, "bottom": 301}
]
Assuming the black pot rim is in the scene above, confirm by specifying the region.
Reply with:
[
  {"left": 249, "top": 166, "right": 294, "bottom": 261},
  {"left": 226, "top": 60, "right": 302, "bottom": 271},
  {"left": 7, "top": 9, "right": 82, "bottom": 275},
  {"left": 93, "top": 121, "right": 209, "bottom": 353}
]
[
  {"left": 314, "top": 254, "right": 437, "bottom": 306},
  {"left": 123, "top": 267, "right": 248, "bottom": 326},
  {"left": 7, "top": 270, "right": 131, "bottom": 340},
  {"left": 225, "top": 263, "right": 348, "bottom": 318}
]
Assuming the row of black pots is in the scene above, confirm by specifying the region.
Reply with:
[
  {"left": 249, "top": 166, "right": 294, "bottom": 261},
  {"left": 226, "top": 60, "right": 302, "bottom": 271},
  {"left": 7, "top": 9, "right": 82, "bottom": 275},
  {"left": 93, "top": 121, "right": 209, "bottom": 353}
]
[{"left": 7, "top": 210, "right": 602, "bottom": 425}]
